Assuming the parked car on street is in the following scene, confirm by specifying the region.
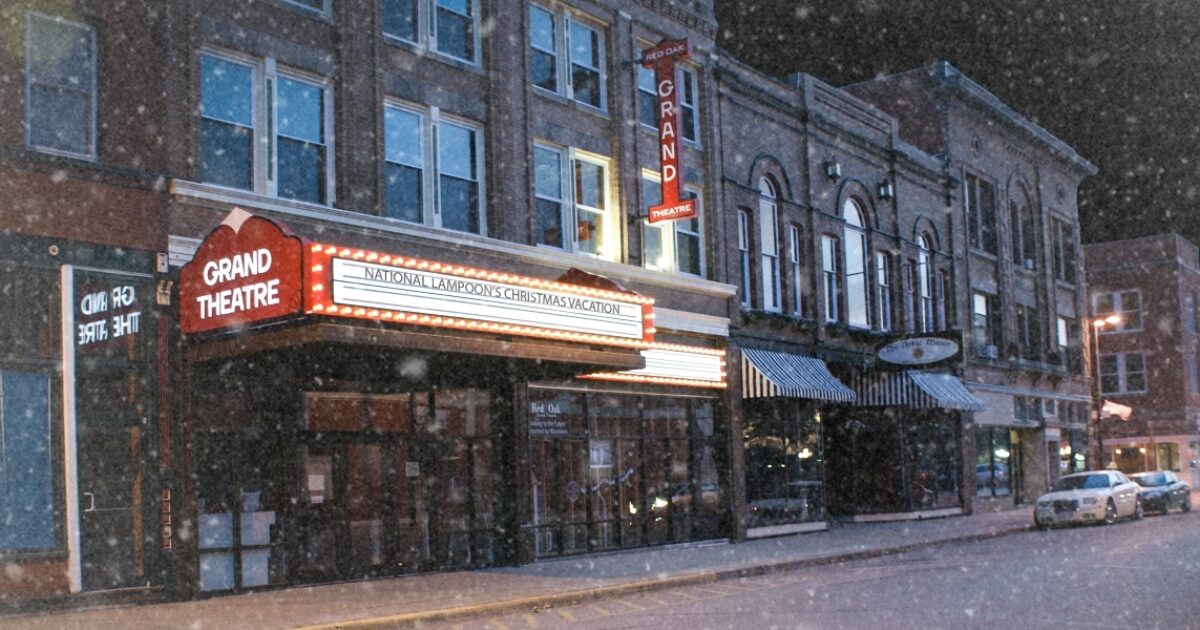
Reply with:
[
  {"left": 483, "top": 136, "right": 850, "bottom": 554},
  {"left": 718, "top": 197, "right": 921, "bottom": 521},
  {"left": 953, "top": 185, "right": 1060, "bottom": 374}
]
[
  {"left": 1034, "top": 470, "right": 1142, "bottom": 528},
  {"left": 1129, "top": 471, "right": 1191, "bottom": 514}
]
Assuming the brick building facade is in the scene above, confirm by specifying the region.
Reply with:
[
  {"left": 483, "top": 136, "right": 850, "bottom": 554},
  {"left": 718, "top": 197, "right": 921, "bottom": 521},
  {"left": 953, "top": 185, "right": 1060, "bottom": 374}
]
[{"left": 0, "top": 0, "right": 1094, "bottom": 608}]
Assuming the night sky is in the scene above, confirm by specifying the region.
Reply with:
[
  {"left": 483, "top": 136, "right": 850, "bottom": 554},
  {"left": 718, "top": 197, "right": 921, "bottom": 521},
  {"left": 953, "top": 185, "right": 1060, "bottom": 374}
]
[{"left": 716, "top": 0, "right": 1200, "bottom": 245}]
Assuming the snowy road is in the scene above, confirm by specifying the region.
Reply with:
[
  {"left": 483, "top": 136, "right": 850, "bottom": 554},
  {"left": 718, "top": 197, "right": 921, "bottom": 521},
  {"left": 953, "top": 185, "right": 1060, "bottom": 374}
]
[{"left": 442, "top": 510, "right": 1200, "bottom": 629}]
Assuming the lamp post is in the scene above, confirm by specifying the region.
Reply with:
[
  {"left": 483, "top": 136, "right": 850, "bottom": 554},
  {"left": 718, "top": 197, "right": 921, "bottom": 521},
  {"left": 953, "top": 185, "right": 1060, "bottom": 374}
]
[{"left": 1091, "top": 314, "right": 1122, "bottom": 469}]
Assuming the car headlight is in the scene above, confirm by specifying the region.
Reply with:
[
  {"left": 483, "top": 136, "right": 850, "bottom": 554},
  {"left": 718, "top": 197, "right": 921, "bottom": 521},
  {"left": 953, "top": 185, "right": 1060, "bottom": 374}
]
[{"left": 1080, "top": 497, "right": 1099, "bottom": 505}]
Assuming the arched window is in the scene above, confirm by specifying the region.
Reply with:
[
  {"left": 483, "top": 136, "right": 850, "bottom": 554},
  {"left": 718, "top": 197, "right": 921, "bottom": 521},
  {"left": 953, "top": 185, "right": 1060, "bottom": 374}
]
[
  {"left": 843, "top": 198, "right": 869, "bottom": 328},
  {"left": 1010, "top": 194, "right": 1037, "bottom": 270},
  {"left": 758, "top": 177, "right": 782, "bottom": 312},
  {"left": 917, "top": 233, "right": 934, "bottom": 332}
]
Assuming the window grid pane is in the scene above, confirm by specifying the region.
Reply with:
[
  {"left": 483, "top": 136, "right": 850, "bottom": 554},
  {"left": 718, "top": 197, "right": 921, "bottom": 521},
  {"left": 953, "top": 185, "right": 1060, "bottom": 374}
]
[{"left": 28, "top": 15, "right": 95, "bottom": 156}]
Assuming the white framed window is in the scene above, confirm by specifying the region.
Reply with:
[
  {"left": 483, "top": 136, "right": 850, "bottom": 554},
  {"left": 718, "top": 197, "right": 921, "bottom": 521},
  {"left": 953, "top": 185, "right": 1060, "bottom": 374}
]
[
  {"left": 916, "top": 233, "right": 933, "bottom": 332},
  {"left": 822, "top": 234, "right": 840, "bottom": 323},
  {"left": 758, "top": 178, "right": 782, "bottom": 312},
  {"left": 530, "top": 7, "right": 606, "bottom": 110},
  {"left": 567, "top": 18, "right": 604, "bottom": 109},
  {"left": 934, "top": 270, "right": 947, "bottom": 331},
  {"left": 1093, "top": 290, "right": 1143, "bottom": 332},
  {"left": 843, "top": 199, "right": 869, "bottom": 329},
  {"left": 1189, "top": 353, "right": 1199, "bottom": 395},
  {"left": 875, "top": 252, "right": 891, "bottom": 332},
  {"left": 199, "top": 51, "right": 336, "bottom": 206},
  {"left": 640, "top": 171, "right": 703, "bottom": 275},
  {"left": 281, "top": 0, "right": 331, "bottom": 16},
  {"left": 1052, "top": 219, "right": 1078, "bottom": 283},
  {"left": 26, "top": 12, "right": 96, "bottom": 159},
  {"left": 382, "top": 0, "right": 479, "bottom": 65},
  {"left": 637, "top": 64, "right": 699, "bottom": 143},
  {"left": 383, "top": 101, "right": 484, "bottom": 234},
  {"left": 1100, "top": 352, "right": 1146, "bottom": 395},
  {"left": 973, "top": 292, "right": 999, "bottom": 356},
  {"left": 738, "top": 210, "right": 751, "bottom": 308},
  {"left": 534, "top": 144, "right": 614, "bottom": 258},
  {"left": 789, "top": 225, "right": 803, "bottom": 316},
  {"left": 529, "top": 5, "right": 558, "bottom": 92}
]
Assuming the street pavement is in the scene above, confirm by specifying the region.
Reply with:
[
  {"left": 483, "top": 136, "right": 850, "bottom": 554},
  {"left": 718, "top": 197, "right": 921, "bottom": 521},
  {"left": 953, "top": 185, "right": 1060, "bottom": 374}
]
[
  {"left": 437, "top": 505, "right": 1200, "bottom": 629},
  {"left": 0, "top": 507, "right": 1036, "bottom": 630}
]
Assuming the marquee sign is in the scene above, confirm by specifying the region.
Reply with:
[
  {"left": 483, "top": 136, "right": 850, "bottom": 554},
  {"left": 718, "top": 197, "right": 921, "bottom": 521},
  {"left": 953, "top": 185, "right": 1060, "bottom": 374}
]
[
  {"left": 179, "top": 210, "right": 305, "bottom": 334},
  {"left": 582, "top": 343, "right": 727, "bottom": 388},
  {"left": 181, "top": 211, "right": 656, "bottom": 348},
  {"left": 642, "top": 38, "right": 697, "bottom": 224},
  {"left": 305, "top": 244, "right": 654, "bottom": 348}
]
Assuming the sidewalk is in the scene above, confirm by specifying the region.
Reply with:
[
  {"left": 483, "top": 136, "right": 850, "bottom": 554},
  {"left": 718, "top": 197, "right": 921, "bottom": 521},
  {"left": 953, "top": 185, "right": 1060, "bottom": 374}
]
[{"left": 0, "top": 507, "right": 1034, "bottom": 630}]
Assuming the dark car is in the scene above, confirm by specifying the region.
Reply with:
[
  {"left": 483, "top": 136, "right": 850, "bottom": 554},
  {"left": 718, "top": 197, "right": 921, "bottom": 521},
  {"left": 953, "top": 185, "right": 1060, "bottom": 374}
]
[{"left": 1129, "top": 471, "right": 1192, "bottom": 514}]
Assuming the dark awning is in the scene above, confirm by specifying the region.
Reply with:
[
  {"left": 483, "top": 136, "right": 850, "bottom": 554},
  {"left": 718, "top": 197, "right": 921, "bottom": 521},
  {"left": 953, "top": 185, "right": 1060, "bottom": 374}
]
[
  {"left": 853, "top": 370, "right": 985, "bottom": 411},
  {"left": 741, "top": 348, "right": 856, "bottom": 402}
]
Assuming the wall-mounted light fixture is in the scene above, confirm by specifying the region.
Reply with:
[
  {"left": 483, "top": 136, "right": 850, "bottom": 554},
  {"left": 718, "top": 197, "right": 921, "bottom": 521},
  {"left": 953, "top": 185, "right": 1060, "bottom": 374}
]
[
  {"left": 878, "top": 179, "right": 894, "bottom": 199},
  {"left": 824, "top": 160, "right": 841, "bottom": 179}
]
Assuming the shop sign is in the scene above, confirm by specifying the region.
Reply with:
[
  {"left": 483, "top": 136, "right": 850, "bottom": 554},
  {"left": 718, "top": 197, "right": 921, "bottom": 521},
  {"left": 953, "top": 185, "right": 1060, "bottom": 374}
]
[
  {"left": 877, "top": 337, "right": 960, "bottom": 365},
  {"left": 179, "top": 211, "right": 305, "bottom": 334},
  {"left": 642, "top": 38, "right": 696, "bottom": 224},
  {"left": 309, "top": 245, "right": 654, "bottom": 347},
  {"left": 529, "top": 398, "right": 570, "bottom": 438},
  {"left": 582, "top": 344, "right": 727, "bottom": 388}
]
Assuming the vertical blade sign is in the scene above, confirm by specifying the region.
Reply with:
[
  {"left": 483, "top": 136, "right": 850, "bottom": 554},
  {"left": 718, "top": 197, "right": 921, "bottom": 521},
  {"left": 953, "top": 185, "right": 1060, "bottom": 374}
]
[{"left": 642, "top": 39, "right": 696, "bottom": 224}]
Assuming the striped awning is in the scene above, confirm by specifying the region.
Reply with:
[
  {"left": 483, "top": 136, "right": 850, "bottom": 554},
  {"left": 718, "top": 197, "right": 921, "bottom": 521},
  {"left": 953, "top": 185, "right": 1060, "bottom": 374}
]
[
  {"left": 852, "top": 370, "right": 985, "bottom": 411},
  {"left": 741, "top": 348, "right": 856, "bottom": 402}
]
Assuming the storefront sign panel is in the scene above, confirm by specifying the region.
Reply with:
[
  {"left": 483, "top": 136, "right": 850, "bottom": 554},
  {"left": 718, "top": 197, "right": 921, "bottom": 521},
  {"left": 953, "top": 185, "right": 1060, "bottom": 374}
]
[
  {"left": 75, "top": 272, "right": 147, "bottom": 356},
  {"left": 877, "top": 337, "right": 960, "bottom": 365},
  {"left": 310, "top": 248, "right": 653, "bottom": 347},
  {"left": 180, "top": 212, "right": 304, "bottom": 334},
  {"left": 582, "top": 344, "right": 727, "bottom": 388}
]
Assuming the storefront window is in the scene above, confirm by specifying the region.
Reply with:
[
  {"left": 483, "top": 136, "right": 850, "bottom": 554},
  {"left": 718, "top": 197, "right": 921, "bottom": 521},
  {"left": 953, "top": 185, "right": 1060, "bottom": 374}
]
[
  {"left": 906, "top": 417, "right": 960, "bottom": 509},
  {"left": 527, "top": 389, "right": 722, "bottom": 557},
  {"left": 743, "top": 399, "right": 823, "bottom": 528},
  {"left": 975, "top": 427, "right": 1012, "bottom": 497},
  {"left": 1059, "top": 429, "right": 1088, "bottom": 475}
]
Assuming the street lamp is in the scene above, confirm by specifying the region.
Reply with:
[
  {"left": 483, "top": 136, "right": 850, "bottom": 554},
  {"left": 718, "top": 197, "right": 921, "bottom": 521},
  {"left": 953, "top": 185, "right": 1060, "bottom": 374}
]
[{"left": 1091, "top": 314, "right": 1122, "bottom": 469}]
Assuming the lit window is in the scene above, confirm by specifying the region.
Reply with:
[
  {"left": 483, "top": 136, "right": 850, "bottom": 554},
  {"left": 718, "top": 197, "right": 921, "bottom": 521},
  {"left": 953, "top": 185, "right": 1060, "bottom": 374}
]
[
  {"left": 843, "top": 199, "right": 869, "bottom": 328},
  {"left": 383, "top": 0, "right": 479, "bottom": 64},
  {"left": 759, "top": 178, "right": 781, "bottom": 313},
  {"left": 26, "top": 13, "right": 96, "bottom": 159},
  {"left": 199, "top": 51, "right": 335, "bottom": 205},
  {"left": 916, "top": 234, "right": 933, "bottom": 332},
  {"left": 973, "top": 292, "right": 999, "bottom": 356},
  {"left": 641, "top": 173, "right": 702, "bottom": 275},
  {"left": 534, "top": 145, "right": 614, "bottom": 258},
  {"left": 384, "top": 102, "right": 484, "bottom": 233}
]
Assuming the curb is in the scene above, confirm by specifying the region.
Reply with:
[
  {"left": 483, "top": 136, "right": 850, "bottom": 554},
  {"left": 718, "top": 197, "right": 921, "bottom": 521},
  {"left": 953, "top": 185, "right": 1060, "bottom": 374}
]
[{"left": 293, "top": 523, "right": 1034, "bottom": 630}]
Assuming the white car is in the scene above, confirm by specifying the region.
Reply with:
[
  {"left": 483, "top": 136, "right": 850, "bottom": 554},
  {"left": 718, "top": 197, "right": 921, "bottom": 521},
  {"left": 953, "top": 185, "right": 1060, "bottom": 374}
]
[{"left": 1034, "top": 470, "right": 1143, "bottom": 528}]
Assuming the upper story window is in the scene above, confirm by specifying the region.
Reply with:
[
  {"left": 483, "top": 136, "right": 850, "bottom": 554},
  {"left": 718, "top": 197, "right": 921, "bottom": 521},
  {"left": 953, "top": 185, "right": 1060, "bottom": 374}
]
[
  {"left": 1185, "top": 292, "right": 1197, "bottom": 335},
  {"left": 843, "top": 198, "right": 869, "bottom": 329},
  {"left": 875, "top": 252, "right": 891, "bottom": 332},
  {"left": 1094, "top": 290, "right": 1142, "bottom": 332},
  {"left": 1052, "top": 218, "right": 1077, "bottom": 283},
  {"left": 738, "top": 210, "right": 751, "bottom": 308},
  {"left": 758, "top": 178, "right": 782, "bottom": 313},
  {"left": 281, "top": 0, "right": 331, "bottom": 15},
  {"left": 973, "top": 292, "right": 1000, "bottom": 357},
  {"left": 529, "top": 6, "right": 606, "bottom": 110},
  {"left": 1017, "top": 304, "right": 1043, "bottom": 360},
  {"left": 916, "top": 233, "right": 934, "bottom": 333},
  {"left": 789, "top": 225, "right": 803, "bottom": 317},
  {"left": 637, "top": 64, "right": 699, "bottom": 144},
  {"left": 199, "top": 51, "right": 335, "bottom": 206},
  {"left": 384, "top": 102, "right": 484, "bottom": 234},
  {"left": 26, "top": 13, "right": 96, "bottom": 159},
  {"left": 1010, "top": 198, "right": 1037, "bottom": 270},
  {"left": 1100, "top": 352, "right": 1146, "bottom": 395},
  {"left": 533, "top": 143, "right": 614, "bottom": 258},
  {"left": 934, "top": 270, "right": 948, "bottom": 331},
  {"left": 383, "top": 0, "right": 479, "bottom": 65},
  {"left": 966, "top": 174, "right": 998, "bottom": 255},
  {"left": 641, "top": 172, "right": 702, "bottom": 275},
  {"left": 822, "top": 235, "right": 840, "bottom": 323}
]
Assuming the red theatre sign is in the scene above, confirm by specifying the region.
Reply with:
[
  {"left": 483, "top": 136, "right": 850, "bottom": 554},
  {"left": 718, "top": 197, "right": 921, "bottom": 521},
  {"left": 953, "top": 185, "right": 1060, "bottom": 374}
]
[
  {"left": 179, "top": 209, "right": 305, "bottom": 334},
  {"left": 642, "top": 38, "right": 696, "bottom": 224}
]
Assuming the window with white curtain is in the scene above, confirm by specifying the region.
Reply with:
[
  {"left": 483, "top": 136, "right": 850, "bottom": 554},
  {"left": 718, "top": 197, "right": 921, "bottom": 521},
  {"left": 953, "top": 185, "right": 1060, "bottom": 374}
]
[
  {"left": 917, "top": 233, "right": 934, "bottom": 332},
  {"left": 759, "top": 178, "right": 781, "bottom": 312},
  {"left": 822, "top": 235, "right": 840, "bottom": 323},
  {"left": 875, "top": 252, "right": 891, "bottom": 332},
  {"left": 790, "top": 225, "right": 803, "bottom": 316}
]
